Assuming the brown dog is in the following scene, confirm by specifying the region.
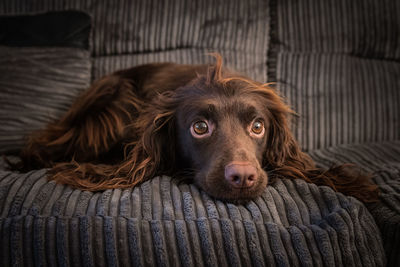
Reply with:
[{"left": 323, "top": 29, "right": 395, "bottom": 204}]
[{"left": 15, "top": 55, "right": 379, "bottom": 202}]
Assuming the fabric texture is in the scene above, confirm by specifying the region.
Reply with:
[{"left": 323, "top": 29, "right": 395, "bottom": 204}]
[
  {"left": 267, "top": 0, "right": 400, "bottom": 265},
  {"left": 275, "top": 54, "right": 399, "bottom": 150},
  {"left": 0, "top": 170, "right": 385, "bottom": 267},
  {"left": 0, "top": 0, "right": 398, "bottom": 266},
  {"left": 0, "top": 0, "right": 270, "bottom": 82},
  {"left": 0, "top": 47, "right": 91, "bottom": 154},
  {"left": 0, "top": 11, "right": 92, "bottom": 154},
  {"left": 268, "top": 0, "right": 400, "bottom": 150},
  {"left": 308, "top": 141, "right": 400, "bottom": 265}
]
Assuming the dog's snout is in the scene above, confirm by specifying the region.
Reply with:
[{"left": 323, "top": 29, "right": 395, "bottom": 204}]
[{"left": 225, "top": 161, "right": 258, "bottom": 188}]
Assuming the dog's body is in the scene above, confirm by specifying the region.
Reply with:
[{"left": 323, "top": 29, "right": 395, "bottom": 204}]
[{"left": 15, "top": 55, "right": 379, "bottom": 202}]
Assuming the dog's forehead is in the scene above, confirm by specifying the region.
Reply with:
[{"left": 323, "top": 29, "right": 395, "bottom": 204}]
[{"left": 177, "top": 90, "right": 264, "bottom": 124}]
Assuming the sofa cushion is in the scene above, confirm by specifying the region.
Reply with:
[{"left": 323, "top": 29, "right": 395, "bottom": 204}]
[
  {"left": 0, "top": 11, "right": 91, "bottom": 49},
  {"left": 308, "top": 141, "right": 400, "bottom": 266},
  {"left": 268, "top": 0, "right": 400, "bottom": 150},
  {"left": 0, "top": 11, "right": 92, "bottom": 154},
  {"left": 267, "top": 1, "right": 400, "bottom": 263},
  {"left": 269, "top": 0, "right": 400, "bottom": 57},
  {"left": 275, "top": 54, "right": 399, "bottom": 150},
  {"left": 0, "top": 170, "right": 385, "bottom": 266},
  {"left": 0, "top": 0, "right": 270, "bottom": 83},
  {"left": 0, "top": 48, "right": 91, "bottom": 154},
  {"left": 86, "top": 0, "right": 270, "bottom": 82}
]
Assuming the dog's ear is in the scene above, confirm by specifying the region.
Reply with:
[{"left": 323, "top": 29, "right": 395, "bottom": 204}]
[
  {"left": 264, "top": 108, "right": 380, "bottom": 202},
  {"left": 253, "top": 87, "right": 314, "bottom": 170},
  {"left": 264, "top": 108, "right": 311, "bottom": 168},
  {"left": 117, "top": 91, "right": 178, "bottom": 184}
]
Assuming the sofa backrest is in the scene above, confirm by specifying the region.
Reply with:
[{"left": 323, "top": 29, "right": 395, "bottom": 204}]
[
  {"left": 1, "top": 0, "right": 399, "bottom": 151},
  {"left": 268, "top": 0, "right": 400, "bottom": 150}
]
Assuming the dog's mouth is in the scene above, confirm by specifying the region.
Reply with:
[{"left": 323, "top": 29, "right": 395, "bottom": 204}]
[{"left": 194, "top": 169, "right": 268, "bottom": 202}]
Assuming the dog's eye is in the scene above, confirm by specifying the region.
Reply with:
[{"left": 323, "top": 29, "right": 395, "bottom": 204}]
[
  {"left": 250, "top": 120, "right": 264, "bottom": 135},
  {"left": 190, "top": 120, "right": 214, "bottom": 138},
  {"left": 192, "top": 121, "right": 209, "bottom": 135}
]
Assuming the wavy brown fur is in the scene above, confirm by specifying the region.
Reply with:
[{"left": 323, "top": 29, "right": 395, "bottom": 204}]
[{"left": 12, "top": 54, "right": 379, "bottom": 202}]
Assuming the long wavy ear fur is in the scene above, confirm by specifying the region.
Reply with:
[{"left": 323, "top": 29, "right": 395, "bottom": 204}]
[
  {"left": 12, "top": 70, "right": 179, "bottom": 191},
  {"left": 116, "top": 91, "right": 179, "bottom": 186},
  {"left": 12, "top": 75, "right": 142, "bottom": 172},
  {"left": 255, "top": 86, "right": 380, "bottom": 203},
  {"left": 47, "top": 90, "right": 179, "bottom": 191}
]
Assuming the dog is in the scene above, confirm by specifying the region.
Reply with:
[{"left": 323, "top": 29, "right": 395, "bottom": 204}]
[{"left": 13, "top": 54, "right": 379, "bottom": 202}]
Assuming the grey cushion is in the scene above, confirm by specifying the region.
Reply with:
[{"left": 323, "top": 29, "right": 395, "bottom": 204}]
[
  {"left": 268, "top": 0, "right": 400, "bottom": 150},
  {"left": 0, "top": 0, "right": 270, "bottom": 83},
  {"left": 308, "top": 141, "right": 400, "bottom": 266},
  {"left": 0, "top": 170, "right": 385, "bottom": 266},
  {"left": 92, "top": 48, "right": 268, "bottom": 84},
  {"left": 0, "top": 47, "right": 91, "bottom": 154},
  {"left": 86, "top": 0, "right": 270, "bottom": 82},
  {"left": 0, "top": 11, "right": 91, "bottom": 49},
  {"left": 275, "top": 54, "right": 400, "bottom": 150},
  {"left": 268, "top": 1, "right": 400, "bottom": 263},
  {"left": 0, "top": 1, "right": 395, "bottom": 266}
]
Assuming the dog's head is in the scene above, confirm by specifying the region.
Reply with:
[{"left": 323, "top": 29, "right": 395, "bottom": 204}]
[
  {"left": 128, "top": 56, "right": 307, "bottom": 201},
  {"left": 174, "top": 76, "right": 270, "bottom": 200}
]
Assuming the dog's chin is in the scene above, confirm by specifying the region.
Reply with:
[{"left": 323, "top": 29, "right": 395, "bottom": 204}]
[
  {"left": 195, "top": 173, "right": 268, "bottom": 204},
  {"left": 216, "top": 188, "right": 266, "bottom": 205}
]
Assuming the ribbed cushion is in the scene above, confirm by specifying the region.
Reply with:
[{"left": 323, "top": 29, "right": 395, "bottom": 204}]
[
  {"left": 0, "top": 47, "right": 91, "bottom": 154},
  {"left": 0, "top": 0, "right": 270, "bottom": 83},
  {"left": 309, "top": 141, "right": 400, "bottom": 172},
  {"left": 93, "top": 48, "right": 268, "bottom": 83},
  {"left": 308, "top": 141, "right": 400, "bottom": 266},
  {"left": 0, "top": 170, "right": 385, "bottom": 266},
  {"left": 0, "top": 1, "right": 395, "bottom": 266},
  {"left": 271, "top": 0, "right": 400, "bottom": 57},
  {"left": 275, "top": 53, "right": 400, "bottom": 150},
  {"left": 268, "top": 0, "right": 400, "bottom": 150},
  {"left": 267, "top": 0, "right": 400, "bottom": 261}
]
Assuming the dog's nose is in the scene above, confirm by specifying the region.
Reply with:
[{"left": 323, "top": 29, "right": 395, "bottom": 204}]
[{"left": 225, "top": 162, "right": 258, "bottom": 188}]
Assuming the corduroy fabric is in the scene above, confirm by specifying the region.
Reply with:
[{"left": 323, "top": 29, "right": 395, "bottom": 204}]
[
  {"left": 266, "top": 1, "right": 400, "bottom": 262},
  {"left": 0, "top": 0, "right": 397, "bottom": 266},
  {"left": 308, "top": 141, "right": 400, "bottom": 173},
  {"left": 0, "top": 0, "right": 270, "bottom": 83},
  {"left": 272, "top": 0, "right": 400, "bottom": 58},
  {"left": 0, "top": 47, "right": 91, "bottom": 154},
  {"left": 308, "top": 140, "right": 400, "bottom": 266},
  {"left": 92, "top": 49, "right": 267, "bottom": 83},
  {"left": 0, "top": 0, "right": 269, "bottom": 57},
  {"left": 268, "top": 0, "right": 400, "bottom": 150},
  {"left": 0, "top": 170, "right": 385, "bottom": 267},
  {"left": 276, "top": 54, "right": 400, "bottom": 150}
]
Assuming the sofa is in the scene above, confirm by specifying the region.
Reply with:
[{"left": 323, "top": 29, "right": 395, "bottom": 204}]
[{"left": 0, "top": 0, "right": 398, "bottom": 266}]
